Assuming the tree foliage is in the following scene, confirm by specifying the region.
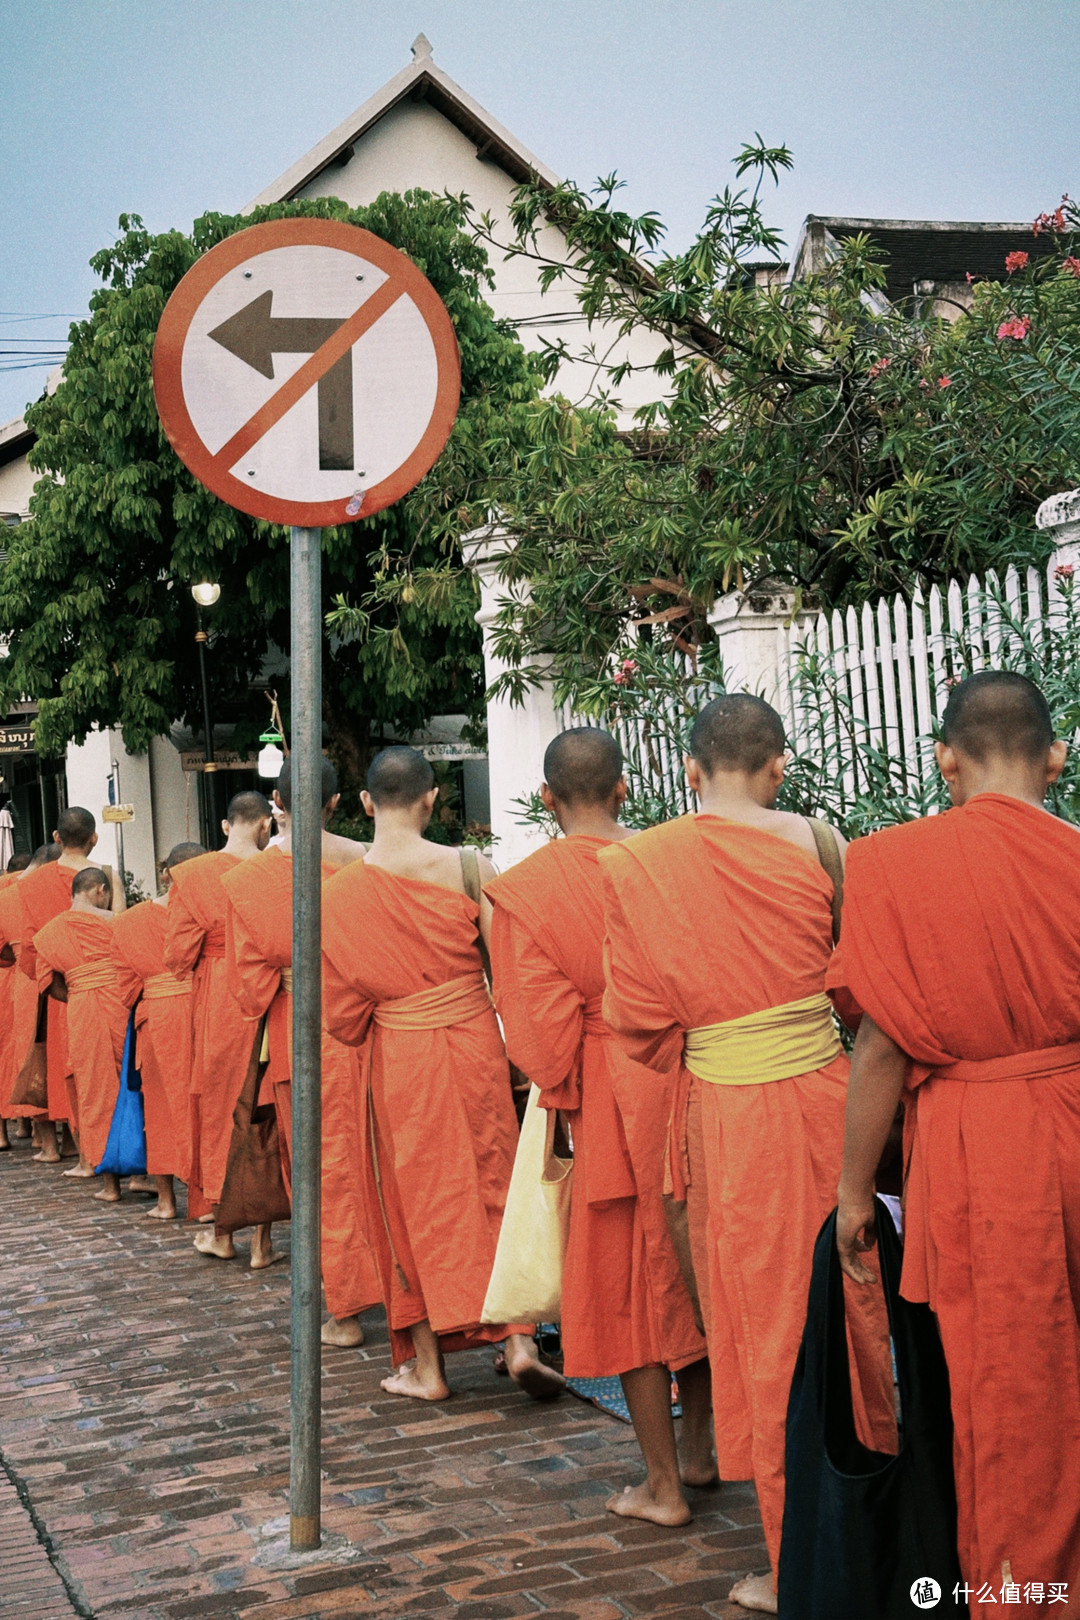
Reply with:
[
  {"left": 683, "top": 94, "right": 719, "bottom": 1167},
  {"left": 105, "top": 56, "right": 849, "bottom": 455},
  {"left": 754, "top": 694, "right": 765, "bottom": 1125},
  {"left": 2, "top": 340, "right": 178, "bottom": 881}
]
[
  {"left": 444, "top": 150, "right": 1080, "bottom": 710},
  {"left": 9, "top": 192, "right": 543, "bottom": 793}
]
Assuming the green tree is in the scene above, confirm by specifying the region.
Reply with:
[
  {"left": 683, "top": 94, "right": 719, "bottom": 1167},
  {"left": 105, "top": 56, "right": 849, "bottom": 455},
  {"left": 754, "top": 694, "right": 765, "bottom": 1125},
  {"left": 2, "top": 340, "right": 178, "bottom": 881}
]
[
  {"left": 8, "top": 192, "right": 543, "bottom": 802},
  {"left": 431, "top": 153, "right": 1080, "bottom": 714}
]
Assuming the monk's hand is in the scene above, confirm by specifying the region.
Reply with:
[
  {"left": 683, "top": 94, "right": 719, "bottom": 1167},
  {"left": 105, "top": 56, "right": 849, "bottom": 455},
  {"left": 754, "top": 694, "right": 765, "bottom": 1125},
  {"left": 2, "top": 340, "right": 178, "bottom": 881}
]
[{"left": 836, "top": 1190, "right": 878, "bottom": 1285}]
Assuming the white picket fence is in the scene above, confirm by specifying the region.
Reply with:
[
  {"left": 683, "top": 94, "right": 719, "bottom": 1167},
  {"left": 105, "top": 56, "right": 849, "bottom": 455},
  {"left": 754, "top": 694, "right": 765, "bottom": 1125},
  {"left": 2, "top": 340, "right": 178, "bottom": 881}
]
[
  {"left": 777, "top": 562, "right": 1064, "bottom": 808},
  {"left": 573, "top": 560, "right": 1067, "bottom": 817}
]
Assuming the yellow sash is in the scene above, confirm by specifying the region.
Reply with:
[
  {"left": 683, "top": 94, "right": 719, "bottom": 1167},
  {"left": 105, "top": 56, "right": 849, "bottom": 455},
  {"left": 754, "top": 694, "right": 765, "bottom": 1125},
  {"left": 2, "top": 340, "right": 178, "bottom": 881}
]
[
  {"left": 142, "top": 971, "right": 192, "bottom": 1000},
  {"left": 65, "top": 961, "right": 119, "bottom": 995},
  {"left": 373, "top": 971, "right": 492, "bottom": 1031},
  {"left": 684, "top": 992, "right": 841, "bottom": 1086}
]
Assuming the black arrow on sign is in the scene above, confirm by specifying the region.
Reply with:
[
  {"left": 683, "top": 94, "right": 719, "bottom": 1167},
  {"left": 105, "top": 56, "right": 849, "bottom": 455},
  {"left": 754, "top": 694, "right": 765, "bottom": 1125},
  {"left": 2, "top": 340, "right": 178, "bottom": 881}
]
[{"left": 209, "top": 289, "right": 356, "bottom": 472}]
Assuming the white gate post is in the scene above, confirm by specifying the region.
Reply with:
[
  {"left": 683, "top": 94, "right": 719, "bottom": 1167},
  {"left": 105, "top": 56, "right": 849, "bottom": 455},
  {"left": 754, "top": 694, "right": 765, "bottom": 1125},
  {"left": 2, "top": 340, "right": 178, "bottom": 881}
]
[
  {"left": 1036, "top": 490, "right": 1080, "bottom": 575},
  {"left": 461, "top": 522, "right": 560, "bottom": 870},
  {"left": 707, "top": 583, "right": 812, "bottom": 730}
]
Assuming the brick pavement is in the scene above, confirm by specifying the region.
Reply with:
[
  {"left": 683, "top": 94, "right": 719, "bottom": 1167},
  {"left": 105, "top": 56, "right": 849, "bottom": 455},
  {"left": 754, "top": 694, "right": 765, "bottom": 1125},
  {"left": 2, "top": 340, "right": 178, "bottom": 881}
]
[{"left": 0, "top": 1140, "right": 769, "bottom": 1620}]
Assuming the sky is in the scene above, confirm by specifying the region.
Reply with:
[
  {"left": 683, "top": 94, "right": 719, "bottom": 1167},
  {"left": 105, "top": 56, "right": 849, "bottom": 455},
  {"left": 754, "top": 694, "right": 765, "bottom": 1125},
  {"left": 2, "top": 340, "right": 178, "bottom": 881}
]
[{"left": 2, "top": 0, "right": 1078, "bottom": 424}]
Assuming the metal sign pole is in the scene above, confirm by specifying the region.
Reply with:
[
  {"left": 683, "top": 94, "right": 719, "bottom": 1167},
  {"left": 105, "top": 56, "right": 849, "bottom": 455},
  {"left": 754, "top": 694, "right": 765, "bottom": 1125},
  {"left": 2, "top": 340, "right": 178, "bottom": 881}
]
[{"left": 289, "top": 524, "right": 323, "bottom": 1552}]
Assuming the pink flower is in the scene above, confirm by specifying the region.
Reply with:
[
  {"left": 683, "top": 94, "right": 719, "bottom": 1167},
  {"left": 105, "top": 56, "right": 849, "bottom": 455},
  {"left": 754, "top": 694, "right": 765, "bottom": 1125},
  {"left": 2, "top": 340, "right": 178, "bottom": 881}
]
[
  {"left": 938, "top": 376, "right": 952, "bottom": 388},
  {"left": 1054, "top": 207, "right": 1067, "bottom": 231},
  {"left": 1056, "top": 564, "right": 1075, "bottom": 581},
  {"left": 868, "top": 356, "right": 891, "bottom": 379},
  {"left": 1065, "top": 256, "right": 1080, "bottom": 278},
  {"left": 1005, "top": 251, "right": 1029, "bottom": 274},
  {"left": 997, "top": 315, "right": 1031, "bottom": 341},
  {"left": 965, "top": 271, "right": 975, "bottom": 285},
  {"left": 613, "top": 657, "right": 638, "bottom": 686}
]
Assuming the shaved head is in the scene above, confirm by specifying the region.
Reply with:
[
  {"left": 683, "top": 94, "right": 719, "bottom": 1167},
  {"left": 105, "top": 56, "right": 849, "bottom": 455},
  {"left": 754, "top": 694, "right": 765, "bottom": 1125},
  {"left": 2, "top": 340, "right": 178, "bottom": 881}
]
[
  {"left": 165, "top": 841, "right": 206, "bottom": 870},
  {"left": 31, "top": 844, "right": 61, "bottom": 868},
  {"left": 544, "top": 728, "right": 624, "bottom": 806},
  {"left": 276, "top": 755, "right": 338, "bottom": 813},
  {"left": 365, "top": 746, "right": 435, "bottom": 809},
  {"left": 72, "top": 866, "right": 111, "bottom": 903},
  {"left": 689, "top": 695, "right": 786, "bottom": 777},
  {"left": 942, "top": 671, "right": 1054, "bottom": 764},
  {"left": 226, "top": 790, "right": 272, "bottom": 826},
  {"left": 57, "top": 806, "right": 96, "bottom": 850},
  {"left": 6, "top": 853, "right": 31, "bottom": 873}
]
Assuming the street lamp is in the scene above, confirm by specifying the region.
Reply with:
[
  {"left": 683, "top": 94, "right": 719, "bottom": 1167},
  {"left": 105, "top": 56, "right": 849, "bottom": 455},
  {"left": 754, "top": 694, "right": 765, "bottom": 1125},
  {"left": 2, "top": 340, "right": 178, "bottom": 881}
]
[{"left": 191, "top": 582, "right": 221, "bottom": 842}]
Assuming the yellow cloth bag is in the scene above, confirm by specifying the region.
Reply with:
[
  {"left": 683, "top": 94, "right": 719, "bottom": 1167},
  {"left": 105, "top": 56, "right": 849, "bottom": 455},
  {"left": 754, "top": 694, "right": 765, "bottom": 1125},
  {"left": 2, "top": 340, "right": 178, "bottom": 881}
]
[{"left": 481, "top": 1083, "right": 573, "bottom": 1324}]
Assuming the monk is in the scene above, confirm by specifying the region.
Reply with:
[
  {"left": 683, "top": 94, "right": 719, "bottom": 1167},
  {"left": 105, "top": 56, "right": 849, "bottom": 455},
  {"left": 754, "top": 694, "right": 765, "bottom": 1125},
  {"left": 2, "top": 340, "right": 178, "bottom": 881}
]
[
  {"left": 488, "top": 728, "right": 714, "bottom": 1526},
  {"left": 165, "top": 791, "right": 278, "bottom": 1267},
  {"left": 833, "top": 670, "right": 1080, "bottom": 1618},
  {"left": 0, "top": 852, "right": 32, "bottom": 1150},
  {"left": 599, "top": 695, "right": 896, "bottom": 1614},
  {"left": 19, "top": 808, "right": 112, "bottom": 1176},
  {"left": 34, "top": 867, "right": 129, "bottom": 1203},
  {"left": 224, "top": 756, "right": 381, "bottom": 1346},
  {"left": 321, "top": 745, "right": 564, "bottom": 1402},
  {"left": 112, "top": 842, "right": 205, "bottom": 1220}
]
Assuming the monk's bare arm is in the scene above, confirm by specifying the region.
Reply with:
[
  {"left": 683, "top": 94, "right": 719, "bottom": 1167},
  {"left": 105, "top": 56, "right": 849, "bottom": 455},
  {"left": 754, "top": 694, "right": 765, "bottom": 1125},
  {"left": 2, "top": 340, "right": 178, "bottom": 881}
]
[
  {"left": 836, "top": 1014, "right": 907, "bottom": 1284},
  {"left": 477, "top": 853, "right": 497, "bottom": 953}
]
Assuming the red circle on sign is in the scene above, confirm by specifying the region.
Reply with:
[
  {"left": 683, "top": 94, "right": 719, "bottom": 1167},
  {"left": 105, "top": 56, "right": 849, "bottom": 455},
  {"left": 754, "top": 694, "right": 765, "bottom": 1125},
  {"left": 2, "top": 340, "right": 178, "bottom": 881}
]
[{"left": 152, "top": 218, "right": 461, "bottom": 527}]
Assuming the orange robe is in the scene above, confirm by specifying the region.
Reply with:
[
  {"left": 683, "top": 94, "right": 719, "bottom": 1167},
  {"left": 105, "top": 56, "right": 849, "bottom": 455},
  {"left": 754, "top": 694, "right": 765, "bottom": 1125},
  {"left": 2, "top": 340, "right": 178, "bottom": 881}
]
[
  {"left": 0, "top": 872, "right": 23, "bottom": 1119},
  {"left": 827, "top": 793, "right": 1080, "bottom": 1614},
  {"left": 488, "top": 835, "right": 707, "bottom": 1379},
  {"left": 165, "top": 852, "right": 260, "bottom": 1209},
  {"left": 322, "top": 863, "right": 525, "bottom": 1366},
  {"left": 111, "top": 900, "right": 193, "bottom": 1181},
  {"left": 19, "top": 864, "right": 75, "bottom": 1124},
  {"left": 600, "top": 814, "right": 896, "bottom": 1576},
  {"left": 223, "top": 847, "right": 382, "bottom": 1321},
  {"left": 0, "top": 881, "right": 43, "bottom": 1119},
  {"left": 34, "top": 910, "right": 127, "bottom": 1169}
]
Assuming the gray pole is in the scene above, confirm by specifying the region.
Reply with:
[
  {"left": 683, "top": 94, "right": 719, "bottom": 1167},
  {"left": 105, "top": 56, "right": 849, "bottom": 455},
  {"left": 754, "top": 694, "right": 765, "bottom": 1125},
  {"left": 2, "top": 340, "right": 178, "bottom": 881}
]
[{"left": 289, "top": 525, "right": 323, "bottom": 1552}]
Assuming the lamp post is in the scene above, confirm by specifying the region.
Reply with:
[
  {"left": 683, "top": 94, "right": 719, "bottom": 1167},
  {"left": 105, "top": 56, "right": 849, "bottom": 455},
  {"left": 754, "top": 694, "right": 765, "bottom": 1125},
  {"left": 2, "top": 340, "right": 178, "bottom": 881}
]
[{"left": 191, "top": 582, "right": 221, "bottom": 844}]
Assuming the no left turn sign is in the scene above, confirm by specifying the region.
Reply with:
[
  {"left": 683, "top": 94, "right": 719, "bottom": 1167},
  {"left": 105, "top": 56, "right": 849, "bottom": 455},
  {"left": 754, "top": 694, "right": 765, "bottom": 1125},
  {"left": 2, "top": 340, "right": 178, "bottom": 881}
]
[{"left": 153, "top": 217, "right": 461, "bottom": 527}]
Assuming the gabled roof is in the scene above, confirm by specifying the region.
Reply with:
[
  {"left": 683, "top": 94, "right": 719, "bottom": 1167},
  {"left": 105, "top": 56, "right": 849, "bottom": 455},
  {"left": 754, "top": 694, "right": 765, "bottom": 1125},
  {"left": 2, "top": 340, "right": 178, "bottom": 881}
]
[{"left": 247, "top": 35, "right": 561, "bottom": 211}]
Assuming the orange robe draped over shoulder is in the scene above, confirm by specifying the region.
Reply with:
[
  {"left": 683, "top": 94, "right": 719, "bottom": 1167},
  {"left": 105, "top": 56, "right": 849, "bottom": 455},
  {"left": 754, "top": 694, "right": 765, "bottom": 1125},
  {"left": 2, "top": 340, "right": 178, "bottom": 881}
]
[
  {"left": 828, "top": 794, "right": 1080, "bottom": 1614},
  {"left": 34, "top": 910, "right": 127, "bottom": 1169},
  {"left": 322, "top": 862, "right": 523, "bottom": 1366},
  {"left": 0, "top": 874, "right": 36, "bottom": 1119},
  {"left": 488, "top": 835, "right": 707, "bottom": 1380},
  {"left": 19, "top": 865, "right": 75, "bottom": 1124},
  {"left": 223, "top": 847, "right": 381, "bottom": 1321},
  {"left": 112, "top": 900, "right": 193, "bottom": 1181},
  {"left": 600, "top": 814, "right": 896, "bottom": 1577},
  {"left": 165, "top": 852, "right": 259, "bottom": 1208}
]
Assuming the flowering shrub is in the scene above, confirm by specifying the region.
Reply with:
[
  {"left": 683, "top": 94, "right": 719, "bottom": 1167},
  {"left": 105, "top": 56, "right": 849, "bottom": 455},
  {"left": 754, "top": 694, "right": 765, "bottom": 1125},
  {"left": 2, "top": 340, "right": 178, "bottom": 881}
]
[
  {"left": 996, "top": 314, "right": 1032, "bottom": 340},
  {"left": 1005, "top": 251, "right": 1030, "bottom": 274}
]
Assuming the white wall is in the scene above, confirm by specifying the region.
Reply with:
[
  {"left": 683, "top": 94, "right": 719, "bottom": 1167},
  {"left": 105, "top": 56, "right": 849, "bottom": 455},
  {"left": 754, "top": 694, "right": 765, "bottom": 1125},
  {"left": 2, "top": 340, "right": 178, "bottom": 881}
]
[{"left": 297, "top": 98, "right": 668, "bottom": 422}]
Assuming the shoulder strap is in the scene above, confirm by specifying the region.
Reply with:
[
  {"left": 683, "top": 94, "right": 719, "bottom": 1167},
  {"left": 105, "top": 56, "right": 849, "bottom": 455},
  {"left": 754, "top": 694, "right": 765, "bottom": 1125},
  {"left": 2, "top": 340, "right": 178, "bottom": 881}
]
[
  {"left": 459, "top": 846, "right": 492, "bottom": 985},
  {"left": 805, "top": 818, "right": 844, "bottom": 944}
]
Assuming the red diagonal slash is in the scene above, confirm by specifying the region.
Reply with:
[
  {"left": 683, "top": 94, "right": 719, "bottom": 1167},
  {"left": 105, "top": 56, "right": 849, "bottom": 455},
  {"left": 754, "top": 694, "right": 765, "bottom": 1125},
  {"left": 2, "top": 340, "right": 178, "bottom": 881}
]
[{"left": 211, "top": 275, "right": 405, "bottom": 476}]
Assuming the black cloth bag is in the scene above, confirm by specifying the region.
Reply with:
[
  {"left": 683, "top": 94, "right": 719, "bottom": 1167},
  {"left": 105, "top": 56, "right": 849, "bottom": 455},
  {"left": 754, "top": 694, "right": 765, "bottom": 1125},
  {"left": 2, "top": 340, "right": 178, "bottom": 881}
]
[{"left": 778, "top": 1200, "right": 965, "bottom": 1619}]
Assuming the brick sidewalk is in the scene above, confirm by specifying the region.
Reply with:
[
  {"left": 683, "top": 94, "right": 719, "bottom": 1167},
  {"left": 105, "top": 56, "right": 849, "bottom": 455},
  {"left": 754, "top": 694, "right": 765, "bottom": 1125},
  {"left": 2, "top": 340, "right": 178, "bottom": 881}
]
[{"left": 0, "top": 1142, "right": 768, "bottom": 1620}]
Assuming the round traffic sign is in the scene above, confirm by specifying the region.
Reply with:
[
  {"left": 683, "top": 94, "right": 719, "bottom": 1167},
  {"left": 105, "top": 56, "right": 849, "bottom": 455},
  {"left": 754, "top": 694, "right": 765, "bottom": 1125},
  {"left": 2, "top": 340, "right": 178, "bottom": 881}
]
[{"left": 152, "top": 218, "right": 461, "bottom": 527}]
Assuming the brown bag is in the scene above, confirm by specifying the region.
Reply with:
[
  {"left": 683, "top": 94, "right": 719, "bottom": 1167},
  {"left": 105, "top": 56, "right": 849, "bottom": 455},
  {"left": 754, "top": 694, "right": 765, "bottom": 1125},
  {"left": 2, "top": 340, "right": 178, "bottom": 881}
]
[
  {"left": 806, "top": 817, "right": 844, "bottom": 942},
  {"left": 215, "top": 1017, "right": 291, "bottom": 1233},
  {"left": 9, "top": 989, "right": 49, "bottom": 1112}
]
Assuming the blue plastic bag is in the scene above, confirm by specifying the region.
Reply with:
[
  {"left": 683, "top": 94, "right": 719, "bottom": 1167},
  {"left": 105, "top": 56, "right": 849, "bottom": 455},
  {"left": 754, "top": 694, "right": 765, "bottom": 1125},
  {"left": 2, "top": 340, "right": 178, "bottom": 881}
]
[{"left": 95, "top": 1007, "right": 147, "bottom": 1177}]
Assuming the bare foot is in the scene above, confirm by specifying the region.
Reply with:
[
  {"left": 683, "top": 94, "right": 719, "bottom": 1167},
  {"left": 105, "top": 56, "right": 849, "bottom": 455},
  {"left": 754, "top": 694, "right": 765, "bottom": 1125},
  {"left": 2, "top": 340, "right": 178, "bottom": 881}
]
[
  {"left": 196, "top": 1212, "right": 215, "bottom": 1224},
  {"left": 125, "top": 1176, "right": 156, "bottom": 1196},
  {"left": 729, "top": 1573, "right": 778, "bottom": 1614},
  {"left": 62, "top": 1163, "right": 96, "bottom": 1178},
  {"left": 93, "top": 1186, "right": 121, "bottom": 1203},
  {"left": 321, "top": 1316, "right": 365, "bottom": 1347},
  {"left": 14, "top": 1120, "right": 32, "bottom": 1140},
  {"left": 34, "top": 1149, "right": 62, "bottom": 1164},
  {"left": 504, "top": 1336, "right": 565, "bottom": 1402},
  {"left": 606, "top": 1481, "right": 691, "bottom": 1527},
  {"left": 146, "top": 1203, "right": 178, "bottom": 1220},
  {"left": 680, "top": 1457, "right": 720, "bottom": 1489},
  {"left": 249, "top": 1246, "right": 285, "bottom": 1270},
  {"left": 194, "top": 1230, "right": 236, "bottom": 1260},
  {"left": 380, "top": 1360, "right": 450, "bottom": 1401}
]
